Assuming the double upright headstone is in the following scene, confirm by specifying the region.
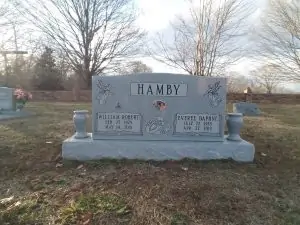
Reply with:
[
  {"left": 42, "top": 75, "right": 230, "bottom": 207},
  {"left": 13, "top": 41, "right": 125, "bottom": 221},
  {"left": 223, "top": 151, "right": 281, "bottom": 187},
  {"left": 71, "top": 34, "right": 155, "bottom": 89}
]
[
  {"left": 92, "top": 74, "right": 226, "bottom": 142},
  {"left": 62, "top": 73, "right": 255, "bottom": 162}
]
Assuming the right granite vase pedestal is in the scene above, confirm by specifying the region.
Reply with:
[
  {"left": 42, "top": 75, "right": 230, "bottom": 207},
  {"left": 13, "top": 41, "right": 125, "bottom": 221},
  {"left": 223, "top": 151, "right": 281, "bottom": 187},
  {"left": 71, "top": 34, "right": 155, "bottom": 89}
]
[{"left": 226, "top": 113, "right": 243, "bottom": 141}]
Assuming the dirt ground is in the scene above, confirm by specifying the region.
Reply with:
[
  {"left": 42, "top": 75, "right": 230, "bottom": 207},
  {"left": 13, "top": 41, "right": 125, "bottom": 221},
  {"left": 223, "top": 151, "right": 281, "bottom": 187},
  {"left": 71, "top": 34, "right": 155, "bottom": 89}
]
[{"left": 0, "top": 102, "right": 299, "bottom": 225}]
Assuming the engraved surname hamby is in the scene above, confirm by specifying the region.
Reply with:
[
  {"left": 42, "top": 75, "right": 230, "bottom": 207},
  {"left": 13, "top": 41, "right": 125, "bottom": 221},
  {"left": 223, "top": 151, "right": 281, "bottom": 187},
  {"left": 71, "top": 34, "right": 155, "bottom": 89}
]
[{"left": 130, "top": 83, "right": 187, "bottom": 96}]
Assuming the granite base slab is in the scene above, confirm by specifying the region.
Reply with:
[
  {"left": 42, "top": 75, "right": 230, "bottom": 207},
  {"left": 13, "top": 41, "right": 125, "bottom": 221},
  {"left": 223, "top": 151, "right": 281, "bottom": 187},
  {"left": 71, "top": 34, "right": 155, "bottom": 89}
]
[
  {"left": 62, "top": 133, "right": 255, "bottom": 162},
  {"left": 0, "top": 110, "right": 35, "bottom": 121}
]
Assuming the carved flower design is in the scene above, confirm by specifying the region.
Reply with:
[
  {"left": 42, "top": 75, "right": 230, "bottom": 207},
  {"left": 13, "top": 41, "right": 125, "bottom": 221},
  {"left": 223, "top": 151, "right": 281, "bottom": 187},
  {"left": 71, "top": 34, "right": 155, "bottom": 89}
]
[
  {"left": 204, "top": 81, "right": 223, "bottom": 107},
  {"left": 96, "top": 80, "right": 113, "bottom": 104}
]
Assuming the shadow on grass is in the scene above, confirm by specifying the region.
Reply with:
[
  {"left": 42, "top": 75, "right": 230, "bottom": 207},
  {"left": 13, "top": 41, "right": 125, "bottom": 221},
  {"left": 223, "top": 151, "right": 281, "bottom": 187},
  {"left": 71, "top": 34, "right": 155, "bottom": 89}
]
[
  {"left": 0, "top": 102, "right": 93, "bottom": 170},
  {"left": 61, "top": 158, "right": 252, "bottom": 177},
  {"left": 259, "top": 104, "right": 300, "bottom": 126},
  {"left": 1, "top": 102, "right": 300, "bottom": 174}
]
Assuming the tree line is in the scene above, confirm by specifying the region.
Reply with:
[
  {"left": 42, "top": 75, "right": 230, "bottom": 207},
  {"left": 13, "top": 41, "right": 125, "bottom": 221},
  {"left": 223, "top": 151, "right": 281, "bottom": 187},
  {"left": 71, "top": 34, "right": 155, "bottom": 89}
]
[
  {"left": 0, "top": 0, "right": 299, "bottom": 93},
  {"left": 0, "top": 46, "right": 152, "bottom": 90}
]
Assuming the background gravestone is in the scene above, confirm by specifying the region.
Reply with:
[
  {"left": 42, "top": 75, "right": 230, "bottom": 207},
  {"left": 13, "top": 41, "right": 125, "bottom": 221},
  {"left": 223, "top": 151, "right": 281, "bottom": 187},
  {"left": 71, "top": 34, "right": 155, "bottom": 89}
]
[
  {"left": 0, "top": 87, "right": 15, "bottom": 111},
  {"left": 233, "top": 102, "right": 261, "bottom": 116},
  {"left": 0, "top": 87, "right": 34, "bottom": 121},
  {"left": 233, "top": 87, "right": 261, "bottom": 116},
  {"left": 243, "top": 87, "right": 253, "bottom": 102}
]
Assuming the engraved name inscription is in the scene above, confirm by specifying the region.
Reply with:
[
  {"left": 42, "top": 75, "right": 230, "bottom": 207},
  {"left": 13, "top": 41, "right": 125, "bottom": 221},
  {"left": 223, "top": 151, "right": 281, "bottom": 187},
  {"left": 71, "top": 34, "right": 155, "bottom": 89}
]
[
  {"left": 174, "top": 113, "right": 220, "bottom": 135},
  {"left": 97, "top": 112, "right": 142, "bottom": 134},
  {"left": 130, "top": 83, "right": 187, "bottom": 96}
]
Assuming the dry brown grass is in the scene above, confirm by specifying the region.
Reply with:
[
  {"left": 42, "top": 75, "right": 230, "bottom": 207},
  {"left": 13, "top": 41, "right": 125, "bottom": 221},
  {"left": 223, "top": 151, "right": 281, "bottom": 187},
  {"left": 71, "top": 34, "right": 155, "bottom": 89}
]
[{"left": 0, "top": 102, "right": 299, "bottom": 225}]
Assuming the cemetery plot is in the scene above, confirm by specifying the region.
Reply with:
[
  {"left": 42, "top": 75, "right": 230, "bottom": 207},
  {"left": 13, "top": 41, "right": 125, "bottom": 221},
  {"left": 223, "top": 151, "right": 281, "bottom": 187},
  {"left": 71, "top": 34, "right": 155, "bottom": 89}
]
[{"left": 0, "top": 102, "right": 299, "bottom": 225}]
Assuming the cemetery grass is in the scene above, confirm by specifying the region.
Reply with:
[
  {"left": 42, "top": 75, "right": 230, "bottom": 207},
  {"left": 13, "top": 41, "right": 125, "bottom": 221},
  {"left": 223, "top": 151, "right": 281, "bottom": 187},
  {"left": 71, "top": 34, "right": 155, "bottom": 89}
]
[{"left": 0, "top": 102, "right": 299, "bottom": 225}]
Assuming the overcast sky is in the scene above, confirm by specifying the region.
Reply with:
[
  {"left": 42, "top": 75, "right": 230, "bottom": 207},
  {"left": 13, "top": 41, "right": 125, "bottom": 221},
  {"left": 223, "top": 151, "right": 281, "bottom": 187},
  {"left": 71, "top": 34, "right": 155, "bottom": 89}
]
[
  {"left": 135, "top": 0, "right": 267, "bottom": 73},
  {"left": 134, "top": 0, "right": 300, "bottom": 91},
  {"left": 1, "top": 0, "right": 299, "bottom": 90}
]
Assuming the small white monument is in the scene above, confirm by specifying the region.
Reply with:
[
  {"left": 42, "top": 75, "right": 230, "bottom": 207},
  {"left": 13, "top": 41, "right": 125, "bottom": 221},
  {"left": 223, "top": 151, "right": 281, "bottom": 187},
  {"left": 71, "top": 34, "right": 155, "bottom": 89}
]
[
  {"left": 0, "top": 87, "right": 33, "bottom": 121},
  {"left": 0, "top": 87, "right": 15, "bottom": 111}
]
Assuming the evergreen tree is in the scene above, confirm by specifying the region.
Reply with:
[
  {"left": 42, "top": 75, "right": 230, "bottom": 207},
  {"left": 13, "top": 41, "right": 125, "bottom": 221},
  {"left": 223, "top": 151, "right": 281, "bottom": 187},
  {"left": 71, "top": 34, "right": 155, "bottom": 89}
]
[{"left": 32, "top": 47, "right": 64, "bottom": 90}]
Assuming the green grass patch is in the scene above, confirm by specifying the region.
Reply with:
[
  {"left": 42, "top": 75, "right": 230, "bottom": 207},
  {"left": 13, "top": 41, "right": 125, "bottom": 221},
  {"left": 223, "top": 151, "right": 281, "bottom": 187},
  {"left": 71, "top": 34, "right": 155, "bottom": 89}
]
[
  {"left": 171, "top": 213, "right": 190, "bottom": 225},
  {"left": 0, "top": 194, "right": 52, "bottom": 225},
  {"left": 59, "top": 193, "right": 131, "bottom": 225}
]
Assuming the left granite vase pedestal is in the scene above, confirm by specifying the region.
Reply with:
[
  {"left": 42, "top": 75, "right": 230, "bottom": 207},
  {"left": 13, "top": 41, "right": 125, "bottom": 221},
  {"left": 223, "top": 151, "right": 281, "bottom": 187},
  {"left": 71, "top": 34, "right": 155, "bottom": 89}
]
[{"left": 73, "top": 110, "right": 89, "bottom": 139}]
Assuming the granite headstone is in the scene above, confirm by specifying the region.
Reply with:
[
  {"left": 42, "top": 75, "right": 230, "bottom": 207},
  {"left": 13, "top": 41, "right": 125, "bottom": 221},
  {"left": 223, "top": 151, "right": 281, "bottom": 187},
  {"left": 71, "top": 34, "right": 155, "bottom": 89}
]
[
  {"left": 0, "top": 87, "right": 15, "bottom": 111},
  {"left": 233, "top": 102, "right": 261, "bottom": 116},
  {"left": 0, "top": 87, "right": 34, "bottom": 121},
  {"left": 62, "top": 73, "right": 255, "bottom": 162},
  {"left": 91, "top": 74, "right": 226, "bottom": 142}
]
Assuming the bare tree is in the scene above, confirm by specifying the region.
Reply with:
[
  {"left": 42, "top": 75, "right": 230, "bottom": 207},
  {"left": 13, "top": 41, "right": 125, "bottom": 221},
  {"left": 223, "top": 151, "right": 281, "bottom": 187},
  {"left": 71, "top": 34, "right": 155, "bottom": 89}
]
[
  {"left": 0, "top": 1, "right": 14, "bottom": 51},
  {"left": 129, "top": 61, "right": 152, "bottom": 73},
  {"left": 275, "top": 86, "right": 295, "bottom": 94},
  {"left": 114, "top": 60, "right": 152, "bottom": 74},
  {"left": 225, "top": 70, "right": 275, "bottom": 93},
  {"left": 249, "top": 64, "right": 283, "bottom": 94},
  {"left": 255, "top": 0, "right": 300, "bottom": 80},
  {"left": 226, "top": 71, "right": 249, "bottom": 93},
  {"left": 0, "top": 3, "right": 6, "bottom": 20},
  {"left": 13, "top": 0, "right": 145, "bottom": 87},
  {"left": 0, "top": 1, "right": 10, "bottom": 27},
  {"left": 149, "top": 0, "right": 252, "bottom": 76},
  {"left": 0, "top": 1, "right": 24, "bottom": 31}
]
